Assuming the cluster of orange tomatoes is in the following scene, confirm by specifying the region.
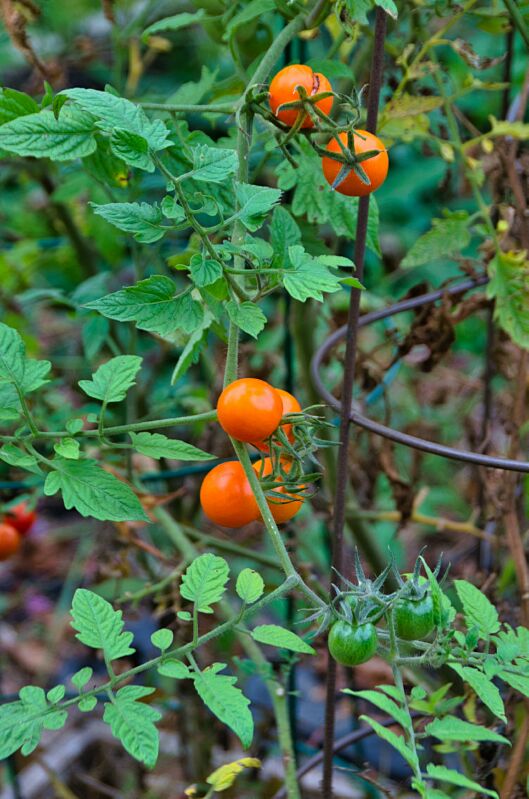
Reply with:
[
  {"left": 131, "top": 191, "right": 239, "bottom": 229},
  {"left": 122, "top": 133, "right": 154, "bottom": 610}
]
[
  {"left": 200, "top": 378, "right": 304, "bottom": 528},
  {"left": 0, "top": 502, "right": 36, "bottom": 560},
  {"left": 269, "top": 64, "right": 388, "bottom": 197}
]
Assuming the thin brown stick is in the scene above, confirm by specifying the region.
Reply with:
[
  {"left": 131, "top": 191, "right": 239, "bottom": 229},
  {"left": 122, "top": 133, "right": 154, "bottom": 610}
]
[
  {"left": 503, "top": 349, "right": 529, "bottom": 626},
  {"left": 500, "top": 704, "right": 529, "bottom": 799}
]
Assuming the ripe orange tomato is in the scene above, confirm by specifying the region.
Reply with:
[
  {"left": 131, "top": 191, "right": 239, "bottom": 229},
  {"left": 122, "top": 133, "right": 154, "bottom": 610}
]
[
  {"left": 253, "top": 458, "right": 303, "bottom": 524},
  {"left": 200, "top": 461, "right": 259, "bottom": 528},
  {"left": 269, "top": 64, "right": 333, "bottom": 128},
  {"left": 0, "top": 523, "right": 21, "bottom": 560},
  {"left": 251, "top": 389, "right": 302, "bottom": 451},
  {"left": 217, "top": 378, "right": 283, "bottom": 443},
  {"left": 5, "top": 501, "right": 36, "bottom": 535},
  {"left": 322, "top": 130, "right": 388, "bottom": 196}
]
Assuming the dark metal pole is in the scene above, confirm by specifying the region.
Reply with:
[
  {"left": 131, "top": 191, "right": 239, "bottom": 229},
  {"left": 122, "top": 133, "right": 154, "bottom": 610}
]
[{"left": 320, "top": 10, "right": 387, "bottom": 797}]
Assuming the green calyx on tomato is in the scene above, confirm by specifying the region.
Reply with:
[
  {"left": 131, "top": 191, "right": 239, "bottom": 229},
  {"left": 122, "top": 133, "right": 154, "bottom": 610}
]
[
  {"left": 328, "top": 620, "right": 378, "bottom": 667},
  {"left": 394, "top": 592, "right": 435, "bottom": 641}
]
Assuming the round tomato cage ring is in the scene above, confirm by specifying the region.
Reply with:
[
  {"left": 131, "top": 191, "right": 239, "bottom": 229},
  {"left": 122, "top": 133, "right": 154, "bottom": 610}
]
[{"left": 311, "top": 275, "right": 529, "bottom": 474}]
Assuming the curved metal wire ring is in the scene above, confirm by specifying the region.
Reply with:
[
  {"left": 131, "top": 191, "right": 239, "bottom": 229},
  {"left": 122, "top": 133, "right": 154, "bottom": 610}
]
[{"left": 311, "top": 275, "right": 529, "bottom": 473}]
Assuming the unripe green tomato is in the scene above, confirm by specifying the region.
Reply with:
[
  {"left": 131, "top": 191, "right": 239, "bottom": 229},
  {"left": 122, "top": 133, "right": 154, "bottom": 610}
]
[
  {"left": 328, "top": 620, "right": 378, "bottom": 667},
  {"left": 394, "top": 594, "right": 435, "bottom": 641}
]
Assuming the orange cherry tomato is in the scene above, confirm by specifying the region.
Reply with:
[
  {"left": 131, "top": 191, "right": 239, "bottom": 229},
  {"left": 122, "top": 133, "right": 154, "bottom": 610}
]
[
  {"left": 253, "top": 458, "right": 303, "bottom": 524},
  {"left": 251, "top": 389, "right": 302, "bottom": 451},
  {"left": 322, "top": 129, "right": 388, "bottom": 197},
  {"left": 5, "top": 501, "right": 36, "bottom": 535},
  {"left": 0, "top": 523, "right": 21, "bottom": 560},
  {"left": 269, "top": 64, "right": 333, "bottom": 129},
  {"left": 200, "top": 461, "right": 259, "bottom": 528},
  {"left": 217, "top": 378, "right": 283, "bottom": 443}
]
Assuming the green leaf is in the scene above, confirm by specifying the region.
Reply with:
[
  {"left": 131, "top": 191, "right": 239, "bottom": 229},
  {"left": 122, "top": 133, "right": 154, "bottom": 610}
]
[
  {"left": 251, "top": 625, "right": 315, "bottom": 654},
  {"left": 54, "top": 437, "right": 80, "bottom": 460},
  {"left": 180, "top": 553, "right": 230, "bottom": 613},
  {"left": 401, "top": 212, "right": 471, "bottom": 268},
  {"left": 82, "top": 315, "right": 110, "bottom": 361},
  {"left": 71, "top": 667, "right": 93, "bottom": 690},
  {"left": 0, "top": 324, "right": 51, "bottom": 420},
  {"left": 0, "top": 88, "right": 39, "bottom": 125},
  {"left": 225, "top": 0, "right": 275, "bottom": 36},
  {"left": 79, "top": 696, "right": 98, "bottom": 712},
  {"left": 110, "top": 129, "right": 154, "bottom": 172},
  {"left": 226, "top": 301, "right": 267, "bottom": 338},
  {"left": 103, "top": 685, "right": 161, "bottom": 768},
  {"left": 0, "top": 107, "right": 97, "bottom": 161},
  {"left": 189, "top": 256, "right": 223, "bottom": 287},
  {"left": 0, "top": 323, "right": 25, "bottom": 384},
  {"left": 21, "top": 359, "right": 52, "bottom": 393},
  {"left": 0, "top": 688, "right": 68, "bottom": 758},
  {"left": 61, "top": 88, "right": 170, "bottom": 152},
  {"left": 270, "top": 206, "right": 301, "bottom": 268},
  {"left": 142, "top": 10, "right": 206, "bottom": 40},
  {"left": 86, "top": 276, "right": 203, "bottom": 338},
  {"left": 161, "top": 195, "right": 186, "bottom": 221},
  {"left": 151, "top": 629, "right": 174, "bottom": 651},
  {"left": 46, "top": 685, "right": 65, "bottom": 704},
  {"left": 167, "top": 66, "right": 217, "bottom": 107},
  {"left": 449, "top": 665, "right": 506, "bottom": 721},
  {"left": 344, "top": 689, "right": 409, "bottom": 729},
  {"left": 498, "top": 670, "right": 529, "bottom": 698},
  {"left": 236, "top": 569, "right": 264, "bottom": 604},
  {"left": 234, "top": 183, "right": 282, "bottom": 231},
  {"left": 193, "top": 663, "right": 253, "bottom": 749},
  {"left": 454, "top": 580, "right": 500, "bottom": 638},
  {"left": 66, "top": 418, "right": 85, "bottom": 435},
  {"left": 79, "top": 355, "right": 142, "bottom": 403},
  {"left": 191, "top": 145, "right": 238, "bottom": 183},
  {"left": 91, "top": 202, "right": 167, "bottom": 244},
  {"left": 0, "top": 444, "right": 41, "bottom": 473},
  {"left": 171, "top": 315, "right": 213, "bottom": 385},
  {"left": 283, "top": 246, "right": 343, "bottom": 302},
  {"left": 425, "top": 716, "right": 509, "bottom": 744},
  {"left": 129, "top": 432, "right": 214, "bottom": 461},
  {"left": 44, "top": 457, "right": 148, "bottom": 522},
  {"left": 426, "top": 765, "right": 498, "bottom": 798},
  {"left": 158, "top": 660, "right": 191, "bottom": 679},
  {"left": 359, "top": 715, "right": 419, "bottom": 770},
  {"left": 487, "top": 251, "right": 529, "bottom": 350},
  {"left": 71, "top": 588, "right": 135, "bottom": 661}
]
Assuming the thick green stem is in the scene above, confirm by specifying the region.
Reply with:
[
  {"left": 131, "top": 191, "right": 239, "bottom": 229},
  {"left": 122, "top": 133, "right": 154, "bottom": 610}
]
[
  {"left": 503, "top": 0, "right": 529, "bottom": 49},
  {"left": 3, "top": 411, "right": 218, "bottom": 444},
  {"left": 270, "top": 684, "right": 302, "bottom": 799}
]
